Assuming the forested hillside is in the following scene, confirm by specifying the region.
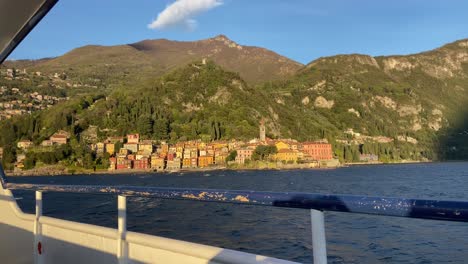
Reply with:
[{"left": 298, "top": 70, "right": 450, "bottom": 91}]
[{"left": 1, "top": 37, "right": 468, "bottom": 170}]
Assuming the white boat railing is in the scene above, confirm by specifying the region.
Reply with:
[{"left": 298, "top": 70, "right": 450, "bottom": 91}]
[{"left": 3, "top": 167, "right": 468, "bottom": 264}]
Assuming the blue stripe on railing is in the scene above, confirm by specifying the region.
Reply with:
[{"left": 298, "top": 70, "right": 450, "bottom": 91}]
[
  {"left": 2, "top": 166, "right": 468, "bottom": 222},
  {"left": 4, "top": 182, "right": 468, "bottom": 222}
]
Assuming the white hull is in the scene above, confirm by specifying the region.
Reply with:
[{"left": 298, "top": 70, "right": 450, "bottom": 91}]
[{"left": 0, "top": 184, "right": 298, "bottom": 264}]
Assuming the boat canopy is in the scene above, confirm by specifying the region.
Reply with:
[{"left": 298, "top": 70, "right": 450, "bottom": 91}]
[{"left": 0, "top": 0, "right": 57, "bottom": 63}]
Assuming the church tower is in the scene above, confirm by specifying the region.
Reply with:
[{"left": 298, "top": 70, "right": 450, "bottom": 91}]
[{"left": 259, "top": 119, "right": 266, "bottom": 142}]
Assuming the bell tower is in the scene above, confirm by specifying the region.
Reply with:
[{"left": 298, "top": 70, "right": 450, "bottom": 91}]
[{"left": 259, "top": 119, "right": 266, "bottom": 142}]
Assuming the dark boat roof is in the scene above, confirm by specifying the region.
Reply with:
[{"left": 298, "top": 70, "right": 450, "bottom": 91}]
[{"left": 0, "top": 0, "right": 58, "bottom": 63}]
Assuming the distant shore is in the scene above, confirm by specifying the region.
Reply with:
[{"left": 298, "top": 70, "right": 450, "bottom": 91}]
[
  {"left": 6, "top": 159, "right": 431, "bottom": 177},
  {"left": 6, "top": 162, "right": 340, "bottom": 177}
]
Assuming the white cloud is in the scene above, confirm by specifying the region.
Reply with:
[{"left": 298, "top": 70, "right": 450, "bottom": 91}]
[{"left": 148, "top": 0, "right": 223, "bottom": 30}]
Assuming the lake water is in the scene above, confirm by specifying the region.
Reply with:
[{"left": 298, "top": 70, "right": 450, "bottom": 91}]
[{"left": 9, "top": 162, "right": 468, "bottom": 263}]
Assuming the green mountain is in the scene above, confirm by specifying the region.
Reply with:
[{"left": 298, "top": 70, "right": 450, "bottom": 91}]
[{"left": 1, "top": 37, "right": 468, "bottom": 169}]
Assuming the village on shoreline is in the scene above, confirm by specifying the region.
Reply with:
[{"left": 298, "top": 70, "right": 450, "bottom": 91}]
[{"left": 7, "top": 122, "right": 349, "bottom": 176}]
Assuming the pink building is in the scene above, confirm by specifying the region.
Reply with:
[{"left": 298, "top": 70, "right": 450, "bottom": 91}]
[
  {"left": 235, "top": 148, "right": 254, "bottom": 164},
  {"left": 127, "top": 133, "right": 140, "bottom": 144}
]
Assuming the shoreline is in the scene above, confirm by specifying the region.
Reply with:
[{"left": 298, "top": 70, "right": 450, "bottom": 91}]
[
  {"left": 6, "top": 160, "right": 441, "bottom": 177},
  {"left": 7, "top": 163, "right": 340, "bottom": 177}
]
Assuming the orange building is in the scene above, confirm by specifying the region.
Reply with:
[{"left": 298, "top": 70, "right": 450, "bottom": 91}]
[
  {"left": 301, "top": 142, "right": 333, "bottom": 160},
  {"left": 198, "top": 156, "right": 214, "bottom": 167}
]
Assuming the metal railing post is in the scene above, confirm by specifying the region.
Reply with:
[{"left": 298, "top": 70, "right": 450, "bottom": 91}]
[
  {"left": 34, "top": 191, "right": 43, "bottom": 264},
  {"left": 311, "top": 209, "right": 327, "bottom": 264},
  {"left": 117, "top": 195, "right": 128, "bottom": 264}
]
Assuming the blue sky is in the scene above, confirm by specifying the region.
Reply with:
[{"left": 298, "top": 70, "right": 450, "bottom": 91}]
[{"left": 9, "top": 0, "right": 468, "bottom": 64}]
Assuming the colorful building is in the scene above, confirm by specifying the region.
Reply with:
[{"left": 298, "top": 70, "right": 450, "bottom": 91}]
[
  {"left": 150, "top": 155, "right": 165, "bottom": 170},
  {"left": 138, "top": 140, "right": 153, "bottom": 155},
  {"left": 274, "top": 141, "right": 290, "bottom": 151},
  {"left": 134, "top": 157, "right": 150, "bottom": 170},
  {"left": 127, "top": 133, "right": 140, "bottom": 144},
  {"left": 198, "top": 156, "right": 214, "bottom": 167},
  {"left": 236, "top": 148, "right": 254, "bottom": 164},
  {"left": 301, "top": 142, "right": 333, "bottom": 160},
  {"left": 274, "top": 149, "right": 298, "bottom": 163},
  {"left": 166, "top": 158, "right": 181, "bottom": 171},
  {"left": 105, "top": 143, "right": 115, "bottom": 155}
]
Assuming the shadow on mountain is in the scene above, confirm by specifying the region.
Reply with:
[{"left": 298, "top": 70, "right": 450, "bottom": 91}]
[{"left": 437, "top": 108, "right": 468, "bottom": 160}]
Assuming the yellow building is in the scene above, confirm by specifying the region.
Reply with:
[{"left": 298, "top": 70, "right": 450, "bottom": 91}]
[
  {"left": 198, "top": 156, "right": 214, "bottom": 168},
  {"left": 105, "top": 143, "right": 115, "bottom": 155},
  {"left": 182, "top": 158, "right": 192, "bottom": 168},
  {"left": 150, "top": 155, "right": 165, "bottom": 170},
  {"left": 274, "top": 149, "right": 298, "bottom": 162},
  {"left": 138, "top": 141, "right": 153, "bottom": 155},
  {"left": 275, "top": 141, "right": 290, "bottom": 151}
]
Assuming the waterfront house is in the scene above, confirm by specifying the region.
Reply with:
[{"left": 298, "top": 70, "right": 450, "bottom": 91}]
[
  {"left": 182, "top": 158, "right": 191, "bottom": 169},
  {"left": 236, "top": 148, "right": 254, "bottom": 164},
  {"left": 108, "top": 157, "right": 117, "bottom": 170},
  {"left": 150, "top": 155, "right": 165, "bottom": 171},
  {"left": 166, "top": 158, "right": 182, "bottom": 171},
  {"left": 190, "top": 157, "right": 198, "bottom": 168},
  {"left": 198, "top": 155, "right": 214, "bottom": 168},
  {"left": 116, "top": 158, "right": 132, "bottom": 170},
  {"left": 301, "top": 142, "right": 333, "bottom": 160},
  {"left": 274, "top": 149, "right": 298, "bottom": 163},
  {"left": 134, "top": 157, "right": 150, "bottom": 170}
]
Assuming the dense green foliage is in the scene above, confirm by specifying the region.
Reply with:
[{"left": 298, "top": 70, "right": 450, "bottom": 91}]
[{"left": 252, "top": 145, "right": 278, "bottom": 161}]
